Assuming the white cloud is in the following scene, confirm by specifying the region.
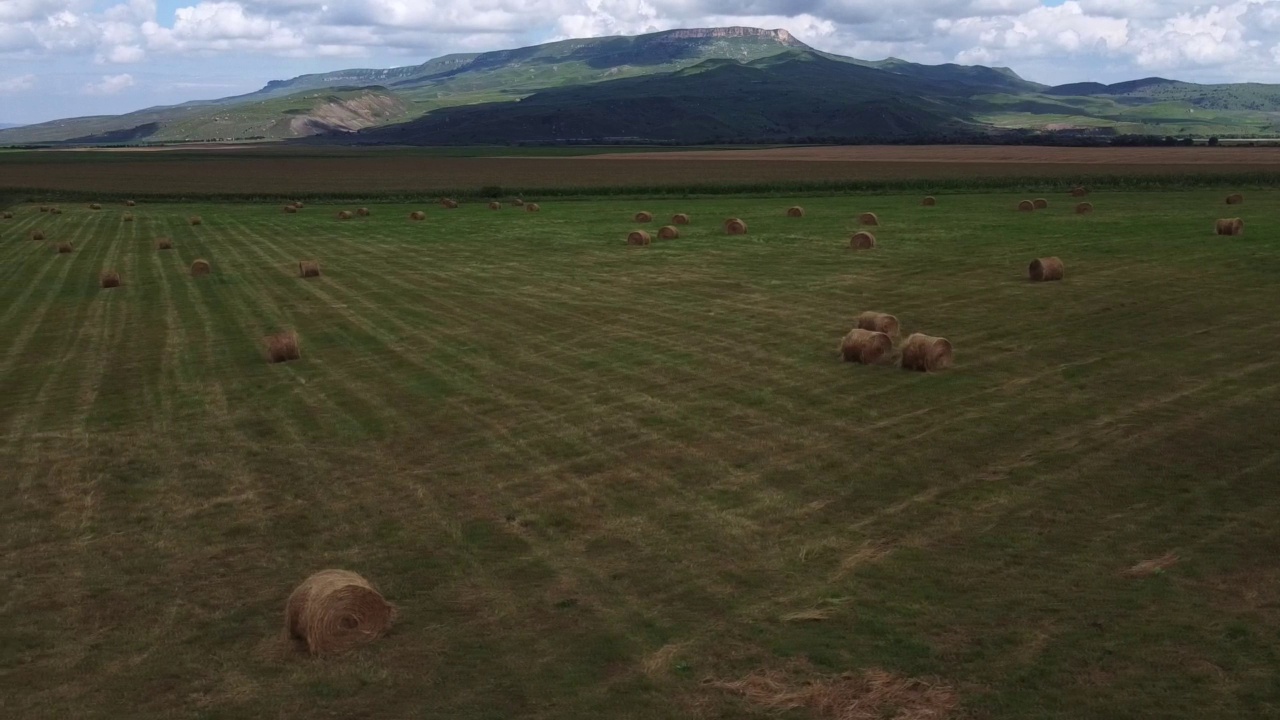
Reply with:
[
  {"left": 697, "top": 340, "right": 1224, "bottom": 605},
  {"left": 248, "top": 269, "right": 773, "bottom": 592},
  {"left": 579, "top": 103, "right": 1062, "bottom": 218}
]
[
  {"left": 0, "top": 74, "right": 38, "bottom": 92},
  {"left": 83, "top": 72, "right": 136, "bottom": 95}
]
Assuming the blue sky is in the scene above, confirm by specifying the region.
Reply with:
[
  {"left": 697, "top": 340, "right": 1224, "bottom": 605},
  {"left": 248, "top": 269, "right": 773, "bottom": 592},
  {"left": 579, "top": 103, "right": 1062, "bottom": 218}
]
[{"left": 2, "top": 1, "right": 1279, "bottom": 125}]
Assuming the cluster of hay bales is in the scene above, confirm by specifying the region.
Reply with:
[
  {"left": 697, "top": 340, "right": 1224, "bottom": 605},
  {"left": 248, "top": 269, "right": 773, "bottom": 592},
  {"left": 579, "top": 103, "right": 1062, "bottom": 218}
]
[
  {"left": 840, "top": 311, "right": 953, "bottom": 372},
  {"left": 626, "top": 230, "right": 652, "bottom": 246},
  {"left": 634, "top": 211, "right": 653, "bottom": 223},
  {"left": 299, "top": 260, "right": 322, "bottom": 278},
  {"left": 786, "top": 206, "right": 805, "bottom": 218},
  {"left": 191, "top": 259, "right": 212, "bottom": 277},
  {"left": 1216, "top": 218, "right": 1244, "bottom": 236},
  {"left": 850, "top": 231, "right": 876, "bottom": 250},
  {"left": 1029, "top": 257, "right": 1065, "bottom": 282},
  {"left": 100, "top": 270, "right": 121, "bottom": 288},
  {"left": 285, "top": 570, "right": 394, "bottom": 656},
  {"left": 265, "top": 330, "right": 302, "bottom": 364}
]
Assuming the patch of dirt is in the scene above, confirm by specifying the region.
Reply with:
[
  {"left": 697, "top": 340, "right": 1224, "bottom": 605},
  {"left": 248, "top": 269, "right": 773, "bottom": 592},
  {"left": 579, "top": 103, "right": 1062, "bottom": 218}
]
[{"left": 289, "top": 92, "right": 409, "bottom": 137}]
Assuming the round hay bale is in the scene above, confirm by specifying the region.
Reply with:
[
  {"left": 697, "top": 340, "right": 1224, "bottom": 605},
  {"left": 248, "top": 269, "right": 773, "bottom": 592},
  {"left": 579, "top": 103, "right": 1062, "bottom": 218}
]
[
  {"left": 264, "top": 330, "right": 302, "bottom": 364},
  {"left": 922, "top": 196, "right": 937, "bottom": 207},
  {"left": 840, "top": 328, "right": 893, "bottom": 365},
  {"left": 50, "top": 208, "right": 62, "bottom": 215},
  {"left": 89, "top": 203, "right": 102, "bottom": 210},
  {"left": 858, "top": 212, "right": 879, "bottom": 226},
  {"left": 1033, "top": 198, "right": 1049, "bottom": 210},
  {"left": 190, "top": 259, "right": 211, "bottom": 277},
  {"left": 1075, "top": 202, "right": 1093, "bottom": 214},
  {"left": 850, "top": 231, "right": 876, "bottom": 250},
  {"left": 39, "top": 205, "right": 49, "bottom": 213},
  {"left": 634, "top": 211, "right": 653, "bottom": 223},
  {"left": 672, "top": 213, "right": 690, "bottom": 225},
  {"left": 100, "top": 270, "right": 121, "bottom": 289},
  {"left": 284, "top": 205, "right": 298, "bottom": 214},
  {"left": 156, "top": 237, "right": 173, "bottom": 250},
  {"left": 856, "top": 311, "right": 899, "bottom": 338},
  {"left": 901, "top": 333, "right": 953, "bottom": 372},
  {"left": 1070, "top": 186, "right": 1089, "bottom": 197},
  {"left": 125, "top": 200, "right": 136, "bottom": 207},
  {"left": 626, "top": 230, "right": 652, "bottom": 246},
  {"left": 724, "top": 218, "right": 747, "bottom": 235},
  {"left": 488, "top": 201, "right": 501, "bottom": 210},
  {"left": 1029, "top": 256, "right": 1064, "bottom": 282},
  {"left": 525, "top": 203, "right": 541, "bottom": 213},
  {"left": 513, "top": 198, "right": 525, "bottom": 207},
  {"left": 285, "top": 569, "right": 394, "bottom": 656},
  {"left": 1226, "top": 194, "right": 1244, "bottom": 205},
  {"left": 441, "top": 198, "right": 458, "bottom": 209},
  {"left": 2, "top": 212, "right": 12, "bottom": 219},
  {"left": 56, "top": 241, "right": 72, "bottom": 253},
  {"left": 294, "top": 202, "right": 305, "bottom": 209},
  {"left": 658, "top": 225, "right": 679, "bottom": 240},
  {"left": 1017, "top": 200, "right": 1035, "bottom": 212},
  {"left": 299, "top": 260, "right": 322, "bottom": 278},
  {"left": 31, "top": 230, "right": 45, "bottom": 241},
  {"left": 786, "top": 206, "right": 805, "bottom": 218},
  {"left": 123, "top": 213, "right": 134, "bottom": 222},
  {"left": 409, "top": 211, "right": 426, "bottom": 221},
  {"left": 1215, "top": 218, "right": 1244, "bottom": 236},
  {"left": 189, "top": 216, "right": 202, "bottom": 226},
  {"left": 337, "top": 211, "right": 353, "bottom": 220},
  {"left": 356, "top": 208, "right": 371, "bottom": 217}
]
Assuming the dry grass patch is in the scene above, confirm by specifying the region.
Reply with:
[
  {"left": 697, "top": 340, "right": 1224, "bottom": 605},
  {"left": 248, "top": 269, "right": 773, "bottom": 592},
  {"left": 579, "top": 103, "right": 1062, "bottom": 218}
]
[
  {"left": 264, "top": 330, "right": 302, "bottom": 363},
  {"left": 100, "top": 270, "right": 121, "bottom": 288},
  {"left": 1029, "top": 257, "right": 1065, "bottom": 282},
  {"left": 901, "top": 333, "right": 953, "bottom": 372},
  {"left": 710, "top": 663, "right": 958, "bottom": 720},
  {"left": 285, "top": 569, "right": 395, "bottom": 656},
  {"left": 850, "top": 231, "right": 876, "bottom": 250},
  {"left": 840, "top": 329, "right": 893, "bottom": 365},
  {"left": 299, "top": 260, "right": 322, "bottom": 278}
]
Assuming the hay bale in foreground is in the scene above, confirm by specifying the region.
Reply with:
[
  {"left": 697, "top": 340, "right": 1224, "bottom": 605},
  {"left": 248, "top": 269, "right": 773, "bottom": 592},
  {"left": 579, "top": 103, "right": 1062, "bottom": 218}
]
[
  {"left": 190, "top": 259, "right": 211, "bottom": 277},
  {"left": 850, "top": 231, "right": 876, "bottom": 250},
  {"left": 337, "top": 210, "right": 353, "bottom": 220},
  {"left": 525, "top": 203, "right": 541, "bottom": 213},
  {"left": 724, "top": 218, "right": 747, "bottom": 235},
  {"left": 901, "top": 333, "right": 953, "bottom": 372},
  {"left": 356, "top": 208, "right": 370, "bottom": 217},
  {"left": 56, "top": 242, "right": 72, "bottom": 253},
  {"left": 189, "top": 216, "right": 202, "bottom": 226},
  {"left": 786, "top": 206, "right": 804, "bottom": 218},
  {"left": 1033, "top": 198, "right": 1049, "bottom": 210},
  {"left": 658, "top": 225, "right": 679, "bottom": 240},
  {"left": 858, "top": 212, "right": 879, "bottom": 226},
  {"left": 1226, "top": 193, "right": 1244, "bottom": 205},
  {"left": 299, "top": 260, "right": 322, "bottom": 278},
  {"left": 264, "top": 330, "right": 301, "bottom": 364},
  {"left": 1076, "top": 202, "right": 1093, "bottom": 214},
  {"left": 922, "top": 197, "right": 937, "bottom": 207},
  {"left": 840, "top": 328, "right": 893, "bottom": 365},
  {"left": 672, "top": 213, "right": 690, "bottom": 225},
  {"left": 285, "top": 569, "right": 394, "bottom": 656},
  {"left": 31, "top": 230, "right": 45, "bottom": 241},
  {"left": 857, "top": 311, "right": 899, "bottom": 338},
  {"left": 123, "top": 213, "right": 134, "bottom": 222},
  {"left": 409, "top": 211, "right": 426, "bottom": 221},
  {"left": 156, "top": 237, "right": 173, "bottom": 250},
  {"left": 1216, "top": 218, "right": 1244, "bottom": 236},
  {"left": 1017, "top": 200, "right": 1035, "bottom": 212},
  {"left": 1070, "top": 186, "right": 1089, "bottom": 197},
  {"left": 626, "top": 230, "right": 652, "bottom": 246},
  {"left": 488, "top": 202, "right": 501, "bottom": 210},
  {"left": 1029, "top": 256, "right": 1064, "bottom": 282},
  {"left": 100, "top": 270, "right": 121, "bottom": 288},
  {"left": 284, "top": 205, "right": 298, "bottom": 214},
  {"left": 634, "top": 211, "right": 653, "bottom": 223}
]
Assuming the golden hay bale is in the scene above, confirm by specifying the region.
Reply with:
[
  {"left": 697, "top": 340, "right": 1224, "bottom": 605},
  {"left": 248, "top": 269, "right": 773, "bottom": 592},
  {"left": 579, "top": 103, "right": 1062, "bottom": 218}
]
[
  {"left": 1, "top": 212, "right": 12, "bottom": 219},
  {"left": 1017, "top": 200, "right": 1035, "bottom": 212},
  {"left": 488, "top": 201, "right": 501, "bottom": 210},
  {"left": 513, "top": 198, "right": 525, "bottom": 207},
  {"left": 123, "top": 213, "right": 134, "bottom": 222},
  {"left": 39, "top": 205, "right": 49, "bottom": 213},
  {"left": 409, "top": 211, "right": 426, "bottom": 221},
  {"left": 1076, "top": 202, "right": 1094, "bottom": 215},
  {"left": 658, "top": 225, "right": 679, "bottom": 240},
  {"left": 356, "top": 208, "right": 371, "bottom": 217},
  {"left": 89, "top": 203, "right": 102, "bottom": 210},
  {"left": 840, "top": 328, "right": 893, "bottom": 365},
  {"left": 786, "top": 206, "right": 804, "bottom": 218},
  {"left": 1215, "top": 218, "right": 1244, "bottom": 236},
  {"left": 525, "top": 203, "right": 541, "bottom": 213},
  {"left": 190, "top": 259, "right": 211, "bottom": 277},
  {"left": 189, "top": 216, "right": 202, "bottom": 226},
  {"left": 337, "top": 211, "right": 354, "bottom": 220},
  {"left": 56, "top": 242, "right": 72, "bottom": 253},
  {"left": 284, "top": 205, "right": 298, "bottom": 214},
  {"left": 626, "top": 230, "right": 652, "bottom": 246},
  {"left": 156, "top": 237, "right": 173, "bottom": 250},
  {"left": 850, "top": 231, "right": 876, "bottom": 250},
  {"left": 100, "top": 270, "right": 121, "bottom": 288},
  {"left": 441, "top": 198, "right": 458, "bottom": 209},
  {"left": 1033, "top": 198, "right": 1049, "bottom": 210},
  {"left": 264, "top": 330, "right": 301, "bottom": 364},
  {"left": 299, "top": 260, "right": 322, "bottom": 278},
  {"left": 858, "top": 212, "right": 879, "bottom": 226},
  {"left": 1226, "top": 193, "right": 1244, "bottom": 205},
  {"left": 901, "top": 333, "right": 953, "bottom": 372},
  {"left": 293, "top": 202, "right": 304, "bottom": 209},
  {"left": 1070, "top": 186, "right": 1089, "bottom": 197},
  {"left": 672, "top": 213, "right": 690, "bottom": 225},
  {"left": 125, "top": 200, "right": 136, "bottom": 207},
  {"left": 1029, "top": 256, "right": 1065, "bottom": 282},
  {"left": 923, "top": 196, "right": 937, "bottom": 207},
  {"left": 724, "top": 218, "right": 747, "bottom": 235},
  {"left": 634, "top": 211, "right": 653, "bottom": 223},
  {"left": 857, "top": 311, "right": 900, "bottom": 338},
  {"left": 31, "top": 230, "right": 45, "bottom": 241},
  {"left": 285, "top": 569, "right": 394, "bottom": 656}
]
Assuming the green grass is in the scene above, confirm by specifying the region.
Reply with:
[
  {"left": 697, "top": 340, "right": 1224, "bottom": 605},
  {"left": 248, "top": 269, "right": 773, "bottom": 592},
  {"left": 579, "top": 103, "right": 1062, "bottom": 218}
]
[{"left": 2, "top": 192, "right": 1279, "bottom": 719}]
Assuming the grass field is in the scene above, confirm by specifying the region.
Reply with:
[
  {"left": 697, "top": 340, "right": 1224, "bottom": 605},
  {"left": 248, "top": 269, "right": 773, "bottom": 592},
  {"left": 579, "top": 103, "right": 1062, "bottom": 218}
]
[{"left": 2, "top": 191, "right": 1279, "bottom": 719}]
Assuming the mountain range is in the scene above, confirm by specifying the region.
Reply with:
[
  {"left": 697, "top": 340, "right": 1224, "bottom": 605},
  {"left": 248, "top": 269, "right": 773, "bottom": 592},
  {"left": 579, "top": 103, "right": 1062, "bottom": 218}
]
[{"left": 2, "top": 27, "right": 1278, "bottom": 146}]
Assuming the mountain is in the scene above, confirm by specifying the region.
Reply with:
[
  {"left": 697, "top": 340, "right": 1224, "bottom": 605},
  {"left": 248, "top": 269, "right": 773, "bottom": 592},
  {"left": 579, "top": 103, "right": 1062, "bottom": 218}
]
[{"left": 0, "top": 123, "right": 21, "bottom": 130}]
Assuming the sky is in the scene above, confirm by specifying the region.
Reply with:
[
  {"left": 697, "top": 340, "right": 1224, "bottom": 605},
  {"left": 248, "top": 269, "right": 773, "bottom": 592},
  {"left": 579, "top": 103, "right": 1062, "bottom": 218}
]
[{"left": 2, "top": 0, "right": 1279, "bottom": 125}]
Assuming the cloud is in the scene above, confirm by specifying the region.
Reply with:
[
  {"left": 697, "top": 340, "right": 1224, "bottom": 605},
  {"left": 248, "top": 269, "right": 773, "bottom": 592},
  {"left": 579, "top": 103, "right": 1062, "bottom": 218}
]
[
  {"left": 83, "top": 72, "right": 136, "bottom": 95},
  {"left": 0, "top": 74, "right": 38, "bottom": 92}
]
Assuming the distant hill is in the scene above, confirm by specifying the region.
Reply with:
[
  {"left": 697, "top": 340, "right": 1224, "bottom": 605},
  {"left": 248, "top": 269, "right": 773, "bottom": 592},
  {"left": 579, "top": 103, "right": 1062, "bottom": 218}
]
[{"left": 0, "top": 123, "right": 21, "bottom": 130}]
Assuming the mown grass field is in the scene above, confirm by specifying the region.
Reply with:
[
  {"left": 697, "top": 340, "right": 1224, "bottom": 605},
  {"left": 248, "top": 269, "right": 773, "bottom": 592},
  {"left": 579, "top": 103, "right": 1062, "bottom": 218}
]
[{"left": 2, "top": 191, "right": 1279, "bottom": 719}]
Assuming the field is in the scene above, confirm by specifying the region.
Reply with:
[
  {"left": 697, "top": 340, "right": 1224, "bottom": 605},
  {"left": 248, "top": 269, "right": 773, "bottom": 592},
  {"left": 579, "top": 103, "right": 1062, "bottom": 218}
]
[{"left": 2, "top": 190, "right": 1280, "bottom": 719}]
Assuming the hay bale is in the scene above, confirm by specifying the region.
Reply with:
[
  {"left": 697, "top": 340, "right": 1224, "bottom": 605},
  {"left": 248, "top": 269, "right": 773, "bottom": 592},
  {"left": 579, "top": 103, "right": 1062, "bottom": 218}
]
[
  {"left": 923, "top": 196, "right": 937, "bottom": 207},
  {"left": 513, "top": 198, "right": 525, "bottom": 207},
  {"left": 293, "top": 202, "right": 304, "bottom": 209},
  {"left": 89, "top": 203, "right": 102, "bottom": 210},
  {"left": 1033, "top": 198, "right": 1049, "bottom": 210},
  {"left": 356, "top": 208, "right": 370, "bottom": 217},
  {"left": 285, "top": 569, "right": 394, "bottom": 656},
  {"left": 1215, "top": 218, "right": 1244, "bottom": 236},
  {"left": 156, "top": 237, "right": 173, "bottom": 250},
  {"left": 672, "top": 213, "right": 690, "bottom": 225},
  {"left": 1070, "top": 186, "right": 1089, "bottom": 197},
  {"left": 56, "top": 242, "right": 72, "bottom": 253},
  {"left": 858, "top": 212, "right": 879, "bottom": 226},
  {"left": 50, "top": 208, "right": 62, "bottom": 215},
  {"left": 39, "top": 205, "right": 49, "bottom": 213},
  {"left": 525, "top": 203, "right": 541, "bottom": 213},
  {"left": 189, "top": 216, "right": 202, "bottom": 226},
  {"left": 1075, "top": 202, "right": 1093, "bottom": 215},
  {"left": 123, "top": 213, "right": 134, "bottom": 222},
  {"left": 441, "top": 198, "right": 458, "bottom": 209},
  {"left": 100, "top": 270, "right": 121, "bottom": 288},
  {"left": 190, "top": 259, "right": 211, "bottom": 277},
  {"left": 724, "top": 218, "right": 747, "bottom": 235},
  {"left": 264, "top": 330, "right": 302, "bottom": 364},
  {"left": 284, "top": 205, "right": 298, "bottom": 214},
  {"left": 337, "top": 211, "right": 353, "bottom": 220},
  {"left": 488, "top": 202, "right": 501, "bottom": 210},
  {"left": 626, "top": 230, "right": 652, "bottom": 246},
  {"left": 850, "top": 231, "right": 876, "bottom": 250},
  {"left": 658, "top": 225, "right": 679, "bottom": 240},
  {"left": 840, "top": 329, "right": 893, "bottom": 365},
  {"left": 786, "top": 206, "right": 804, "bottom": 218},
  {"left": 31, "top": 230, "right": 45, "bottom": 241},
  {"left": 1226, "top": 194, "right": 1244, "bottom": 205},
  {"left": 1017, "top": 200, "right": 1035, "bottom": 212},
  {"left": 1029, "top": 256, "right": 1065, "bottom": 282},
  {"left": 125, "top": 200, "right": 136, "bottom": 207},
  {"left": 1, "top": 212, "right": 12, "bottom": 219},
  {"left": 901, "top": 333, "right": 953, "bottom": 372},
  {"left": 299, "top": 260, "right": 322, "bottom": 278},
  {"left": 409, "top": 211, "right": 426, "bottom": 221},
  {"left": 857, "top": 311, "right": 900, "bottom": 338},
  {"left": 634, "top": 211, "right": 653, "bottom": 223}
]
